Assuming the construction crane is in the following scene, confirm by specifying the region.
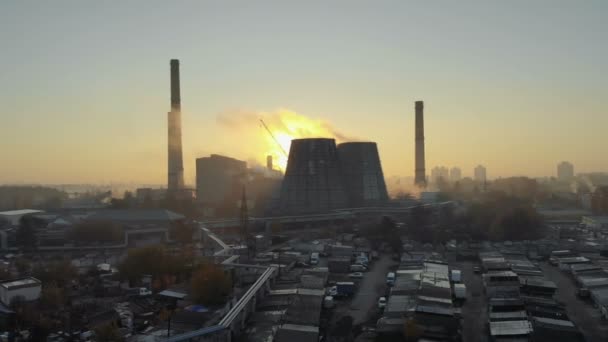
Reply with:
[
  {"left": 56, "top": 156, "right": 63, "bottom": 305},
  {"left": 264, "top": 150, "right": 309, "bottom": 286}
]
[{"left": 259, "top": 119, "right": 288, "bottom": 158}]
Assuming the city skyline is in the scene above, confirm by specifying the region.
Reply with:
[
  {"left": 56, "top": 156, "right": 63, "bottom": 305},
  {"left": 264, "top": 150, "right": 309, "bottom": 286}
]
[{"left": 1, "top": 1, "right": 607, "bottom": 184}]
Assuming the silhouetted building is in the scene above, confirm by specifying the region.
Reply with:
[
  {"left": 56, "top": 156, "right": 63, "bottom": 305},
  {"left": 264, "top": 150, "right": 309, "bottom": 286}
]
[
  {"left": 431, "top": 166, "right": 449, "bottom": 185},
  {"left": 557, "top": 161, "right": 574, "bottom": 181},
  {"left": 168, "top": 59, "right": 185, "bottom": 192},
  {"left": 450, "top": 167, "right": 462, "bottom": 182},
  {"left": 196, "top": 154, "right": 247, "bottom": 217},
  {"left": 414, "top": 101, "right": 427, "bottom": 188},
  {"left": 279, "top": 138, "right": 348, "bottom": 214},
  {"left": 592, "top": 186, "right": 608, "bottom": 214},
  {"left": 337, "top": 142, "right": 388, "bottom": 207},
  {"left": 266, "top": 155, "right": 273, "bottom": 171},
  {"left": 474, "top": 165, "right": 487, "bottom": 183}
]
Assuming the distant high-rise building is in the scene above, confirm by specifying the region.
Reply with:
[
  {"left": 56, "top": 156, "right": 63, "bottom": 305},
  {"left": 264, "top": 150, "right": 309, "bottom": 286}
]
[
  {"left": 167, "top": 59, "right": 184, "bottom": 192},
  {"left": 557, "top": 161, "right": 574, "bottom": 181},
  {"left": 414, "top": 101, "right": 427, "bottom": 188},
  {"left": 266, "top": 155, "right": 273, "bottom": 170},
  {"left": 474, "top": 165, "right": 487, "bottom": 183},
  {"left": 450, "top": 167, "right": 462, "bottom": 182},
  {"left": 431, "top": 166, "right": 449, "bottom": 184}
]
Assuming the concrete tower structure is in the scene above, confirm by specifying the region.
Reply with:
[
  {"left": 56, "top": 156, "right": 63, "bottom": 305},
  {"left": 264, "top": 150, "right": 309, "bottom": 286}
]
[
  {"left": 168, "top": 59, "right": 184, "bottom": 191},
  {"left": 279, "top": 138, "right": 348, "bottom": 214},
  {"left": 414, "top": 101, "right": 427, "bottom": 188},
  {"left": 337, "top": 142, "right": 389, "bottom": 207}
]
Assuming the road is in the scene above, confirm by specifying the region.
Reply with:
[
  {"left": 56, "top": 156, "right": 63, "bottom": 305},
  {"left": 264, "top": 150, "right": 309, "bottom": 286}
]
[
  {"left": 540, "top": 262, "right": 608, "bottom": 342},
  {"left": 348, "top": 254, "right": 396, "bottom": 324},
  {"left": 458, "top": 261, "right": 488, "bottom": 342}
]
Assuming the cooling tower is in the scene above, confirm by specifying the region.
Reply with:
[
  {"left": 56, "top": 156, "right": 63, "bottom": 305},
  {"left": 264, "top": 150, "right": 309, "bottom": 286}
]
[
  {"left": 279, "top": 138, "right": 348, "bottom": 214},
  {"left": 337, "top": 142, "right": 388, "bottom": 207}
]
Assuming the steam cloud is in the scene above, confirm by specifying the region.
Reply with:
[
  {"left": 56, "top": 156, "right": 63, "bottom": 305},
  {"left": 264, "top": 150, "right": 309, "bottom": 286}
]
[{"left": 216, "top": 108, "right": 359, "bottom": 143}]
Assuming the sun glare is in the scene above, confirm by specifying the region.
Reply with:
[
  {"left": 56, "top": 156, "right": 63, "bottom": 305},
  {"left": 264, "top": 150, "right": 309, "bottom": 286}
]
[{"left": 260, "top": 109, "right": 344, "bottom": 172}]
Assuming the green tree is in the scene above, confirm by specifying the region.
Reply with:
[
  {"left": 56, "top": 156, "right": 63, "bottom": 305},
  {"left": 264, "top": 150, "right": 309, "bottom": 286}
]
[
  {"left": 191, "top": 262, "right": 232, "bottom": 306},
  {"left": 95, "top": 322, "right": 124, "bottom": 342},
  {"left": 0, "top": 267, "right": 11, "bottom": 280},
  {"left": 403, "top": 318, "right": 422, "bottom": 342},
  {"left": 119, "top": 245, "right": 193, "bottom": 288},
  {"left": 14, "top": 257, "right": 31, "bottom": 276},
  {"left": 40, "top": 283, "right": 65, "bottom": 308},
  {"left": 33, "top": 259, "right": 77, "bottom": 287}
]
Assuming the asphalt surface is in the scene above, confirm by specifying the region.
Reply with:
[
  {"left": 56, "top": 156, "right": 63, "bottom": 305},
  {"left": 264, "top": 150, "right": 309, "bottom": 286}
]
[
  {"left": 540, "top": 262, "right": 608, "bottom": 342},
  {"left": 348, "top": 254, "right": 396, "bottom": 325},
  {"left": 458, "top": 261, "right": 489, "bottom": 342}
]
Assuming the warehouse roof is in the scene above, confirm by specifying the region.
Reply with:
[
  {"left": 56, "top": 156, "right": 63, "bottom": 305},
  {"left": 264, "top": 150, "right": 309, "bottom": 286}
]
[{"left": 0, "top": 277, "right": 41, "bottom": 290}]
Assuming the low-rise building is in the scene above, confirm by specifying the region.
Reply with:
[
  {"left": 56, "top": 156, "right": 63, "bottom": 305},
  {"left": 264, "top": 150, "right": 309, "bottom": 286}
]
[{"left": 0, "top": 277, "right": 42, "bottom": 305}]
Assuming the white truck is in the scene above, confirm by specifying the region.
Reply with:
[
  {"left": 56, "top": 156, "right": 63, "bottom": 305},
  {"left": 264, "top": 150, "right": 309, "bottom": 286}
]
[
  {"left": 451, "top": 269, "right": 462, "bottom": 283},
  {"left": 454, "top": 283, "right": 466, "bottom": 300}
]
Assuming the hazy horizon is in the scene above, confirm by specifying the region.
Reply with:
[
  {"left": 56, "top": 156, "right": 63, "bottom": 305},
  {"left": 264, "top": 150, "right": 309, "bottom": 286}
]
[{"left": 2, "top": 1, "right": 607, "bottom": 184}]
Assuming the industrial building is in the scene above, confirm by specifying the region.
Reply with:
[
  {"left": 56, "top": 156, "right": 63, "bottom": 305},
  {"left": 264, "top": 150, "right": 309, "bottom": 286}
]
[{"left": 196, "top": 154, "right": 247, "bottom": 216}]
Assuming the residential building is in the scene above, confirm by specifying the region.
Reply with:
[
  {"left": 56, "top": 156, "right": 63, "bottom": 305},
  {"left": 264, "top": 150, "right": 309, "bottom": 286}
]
[
  {"left": 557, "top": 161, "right": 574, "bottom": 181},
  {"left": 474, "top": 165, "right": 487, "bottom": 183}
]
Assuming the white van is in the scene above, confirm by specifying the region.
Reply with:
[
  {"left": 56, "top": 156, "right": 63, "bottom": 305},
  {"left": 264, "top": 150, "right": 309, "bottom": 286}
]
[
  {"left": 310, "top": 252, "right": 319, "bottom": 265},
  {"left": 386, "top": 272, "right": 396, "bottom": 286}
]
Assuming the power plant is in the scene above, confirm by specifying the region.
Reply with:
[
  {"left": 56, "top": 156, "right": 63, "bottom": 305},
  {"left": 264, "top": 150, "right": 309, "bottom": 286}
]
[
  {"left": 279, "top": 138, "right": 388, "bottom": 214},
  {"left": 337, "top": 142, "right": 388, "bottom": 207},
  {"left": 414, "top": 100, "right": 427, "bottom": 188},
  {"left": 168, "top": 59, "right": 185, "bottom": 192},
  {"left": 279, "top": 138, "right": 348, "bottom": 214}
]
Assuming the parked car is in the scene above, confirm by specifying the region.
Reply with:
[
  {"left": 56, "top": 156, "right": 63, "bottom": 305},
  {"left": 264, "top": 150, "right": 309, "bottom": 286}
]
[
  {"left": 349, "top": 272, "right": 364, "bottom": 279},
  {"left": 327, "top": 286, "right": 338, "bottom": 296},
  {"left": 378, "top": 297, "right": 387, "bottom": 309},
  {"left": 350, "top": 264, "right": 367, "bottom": 272}
]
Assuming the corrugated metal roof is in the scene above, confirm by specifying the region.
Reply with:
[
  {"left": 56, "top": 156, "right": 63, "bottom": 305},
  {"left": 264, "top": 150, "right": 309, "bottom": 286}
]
[{"left": 489, "top": 320, "right": 533, "bottom": 336}]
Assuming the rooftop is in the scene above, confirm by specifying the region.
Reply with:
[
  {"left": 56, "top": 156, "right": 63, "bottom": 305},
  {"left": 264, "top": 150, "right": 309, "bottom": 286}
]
[
  {"left": 0, "top": 209, "right": 44, "bottom": 216},
  {"left": 0, "top": 277, "right": 41, "bottom": 290},
  {"left": 489, "top": 320, "right": 533, "bottom": 336}
]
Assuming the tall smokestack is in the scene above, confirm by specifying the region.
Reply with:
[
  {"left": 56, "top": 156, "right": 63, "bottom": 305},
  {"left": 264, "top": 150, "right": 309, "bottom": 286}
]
[
  {"left": 168, "top": 59, "right": 184, "bottom": 191},
  {"left": 170, "top": 59, "right": 181, "bottom": 111},
  {"left": 266, "top": 155, "right": 273, "bottom": 171},
  {"left": 414, "top": 101, "right": 426, "bottom": 188}
]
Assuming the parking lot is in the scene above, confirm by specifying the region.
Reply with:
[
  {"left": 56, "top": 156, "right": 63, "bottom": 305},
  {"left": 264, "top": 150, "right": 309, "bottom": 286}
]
[
  {"left": 329, "top": 254, "right": 397, "bottom": 328},
  {"left": 540, "top": 262, "right": 608, "bottom": 342}
]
